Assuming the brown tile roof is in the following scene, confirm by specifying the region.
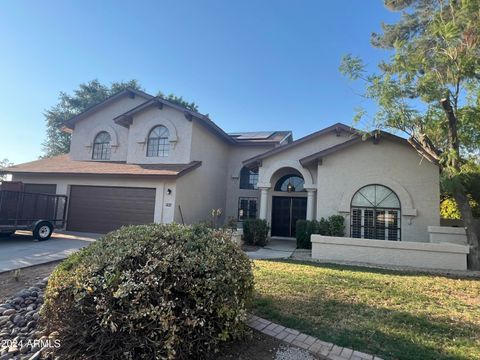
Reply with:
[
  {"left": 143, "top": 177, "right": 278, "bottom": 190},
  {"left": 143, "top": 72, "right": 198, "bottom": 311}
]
[{"left": 0, "top": 155, "right": 202, "bottom": 178}]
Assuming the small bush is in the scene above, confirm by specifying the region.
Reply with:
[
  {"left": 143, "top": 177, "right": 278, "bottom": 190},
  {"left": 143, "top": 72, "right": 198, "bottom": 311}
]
[
  {"left": 42, "top": 223, "right": 254, "bottom": 360},
  {"left": 327, "top": 215, "right": 345, "bottom": 237},
  {"left": 296, "top": 220, "right": 315, "bottom": 249},
  {"left": 296, "top": 215, "right": 345, "bottom": 249},
  {"left": 243, "top": 219, "right": 269, "bottom": 246}
]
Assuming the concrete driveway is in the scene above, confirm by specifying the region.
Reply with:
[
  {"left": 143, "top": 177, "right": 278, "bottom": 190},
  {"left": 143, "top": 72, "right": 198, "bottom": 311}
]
[{"left": 0, "top": 230, "right": 100, "bottom": 273}]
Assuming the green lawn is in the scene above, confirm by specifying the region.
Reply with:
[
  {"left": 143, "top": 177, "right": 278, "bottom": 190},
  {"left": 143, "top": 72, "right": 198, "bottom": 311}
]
[{"left": 252, "top": 260, "right": 480, "bottom": 360}]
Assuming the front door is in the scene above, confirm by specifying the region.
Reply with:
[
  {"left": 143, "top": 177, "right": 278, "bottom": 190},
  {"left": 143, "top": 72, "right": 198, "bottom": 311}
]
[{"left": 271, "top": 196, "right": 307, "bottom": 237}]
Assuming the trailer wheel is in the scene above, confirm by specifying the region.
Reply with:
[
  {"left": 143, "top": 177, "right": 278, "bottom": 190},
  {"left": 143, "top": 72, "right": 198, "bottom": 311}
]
[{"left": 33, "top": 222, "right": 53, "bottom": 241}]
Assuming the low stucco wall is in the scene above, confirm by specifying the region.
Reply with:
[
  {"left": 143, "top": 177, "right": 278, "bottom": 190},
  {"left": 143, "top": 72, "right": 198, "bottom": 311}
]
[
  {"left": 428, "top": 226, "right": 467, "bottom": 245},
  {"left": 311, "top": 235, "right": 469, "bottom": 271}
]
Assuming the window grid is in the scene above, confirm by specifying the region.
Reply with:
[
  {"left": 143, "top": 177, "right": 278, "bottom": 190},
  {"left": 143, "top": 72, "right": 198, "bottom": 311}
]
[
  {"left": 238, "top": 197, "right": 258, "bottom": 221},
  {"left": 239, "top": 167, "right": 259, "bottom": 189},
  {"left": 92, "top": 132, "right": 111, "bottom": 160},
  {"left": 147, "top": 126, "right": 169, "bottom": 157},
  {"left": 274, "top": 175, "right": 305, "bottom": 192},
  {"left": 350, "top": 184, "right": 401, "bottom": 241}
]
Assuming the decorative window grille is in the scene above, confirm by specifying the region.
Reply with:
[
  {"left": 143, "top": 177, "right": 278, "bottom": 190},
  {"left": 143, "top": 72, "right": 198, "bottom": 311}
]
[
  {"left": 350, "top": 184, "right": 401, "bottom": 241},
  {"left": 147, "top": 126, "right": 170, "bottom": 157},
  {"left": 238, "top": 197, "right": 258, "bottom": 221},
  {"left": 92, "top": 131, "right": 111, "bottom": 160},
  {"left": 239, "top": 167, "right": 259, "bottom": 189}
]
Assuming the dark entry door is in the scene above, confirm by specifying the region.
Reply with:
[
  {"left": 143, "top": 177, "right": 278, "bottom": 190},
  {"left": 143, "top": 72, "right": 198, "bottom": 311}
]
[{"left": 271, "top": 196, "right": 307, "bottom": 237}]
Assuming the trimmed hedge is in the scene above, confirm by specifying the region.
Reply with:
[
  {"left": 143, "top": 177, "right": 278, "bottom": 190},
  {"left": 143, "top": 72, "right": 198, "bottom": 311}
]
[
  {"left": 42, "top": 223, "right": 254, "bottom": 359},
  {"left": 243, "top": 219, "right": 269, "bottom": 246},
  {"left": 296, "top": 215, "right": 345, "bottom": 249}
]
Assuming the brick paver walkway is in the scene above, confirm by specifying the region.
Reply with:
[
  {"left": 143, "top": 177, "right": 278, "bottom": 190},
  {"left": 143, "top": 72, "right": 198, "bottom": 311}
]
[{"left": 247, "top": 314, "right": 383, "bottom": 360}]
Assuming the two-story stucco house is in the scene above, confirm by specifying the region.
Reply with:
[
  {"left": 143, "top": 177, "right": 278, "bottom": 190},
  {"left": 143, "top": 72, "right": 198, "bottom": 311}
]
[{"left": 4, "top": 88, "right": 440, "bottom": 241}]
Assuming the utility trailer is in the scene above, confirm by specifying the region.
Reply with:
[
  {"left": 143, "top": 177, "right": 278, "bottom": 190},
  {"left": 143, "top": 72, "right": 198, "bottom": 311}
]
[{"left": 0, "top": 182, "right": 67, "bottom": 240}]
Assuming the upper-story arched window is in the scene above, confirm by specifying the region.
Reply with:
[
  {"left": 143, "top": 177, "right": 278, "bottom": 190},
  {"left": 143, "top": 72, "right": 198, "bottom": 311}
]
[
  {"left": 92, "top": 131, "right": 111, "bottom": 160},
  {"left": 274, "top": 174, "right": 305, "bottom": 192},
  {"left": 239, "top": 167, "right": 259, "bottom": 189},
  {"left": 350, "top": 184, "right": 401, "bottom": 241},
  {"left": 147, "top": 125, "right": 169, "bottom": 157}
]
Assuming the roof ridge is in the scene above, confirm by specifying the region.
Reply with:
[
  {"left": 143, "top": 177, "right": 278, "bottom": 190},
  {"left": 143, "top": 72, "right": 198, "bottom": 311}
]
[
  {"left": 63, "top": 88, "right": 153, "bottom": 129},
  {"left": 243, "top": 123, "right": 358, "bottom": 165}
]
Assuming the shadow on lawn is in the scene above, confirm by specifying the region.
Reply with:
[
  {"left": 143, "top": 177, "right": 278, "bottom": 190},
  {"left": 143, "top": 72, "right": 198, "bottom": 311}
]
[
  {"left": 253, "top": 294, "right": 478, "bottom": 360},
  {"left": 269, "top": 258, "right": 480, "bottom": 281},
  {"left": 252, "top": 260, "right": 480, "bottom": 360}
]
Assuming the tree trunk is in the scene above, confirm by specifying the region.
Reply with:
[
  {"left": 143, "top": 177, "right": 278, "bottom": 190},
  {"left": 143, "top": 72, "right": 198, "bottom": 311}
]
[
  {"left": 439, "top": 96, "right": 479, "bottom": 269},
  {"left": 453, "top": 184, "right": 480, "bottom": 270}
]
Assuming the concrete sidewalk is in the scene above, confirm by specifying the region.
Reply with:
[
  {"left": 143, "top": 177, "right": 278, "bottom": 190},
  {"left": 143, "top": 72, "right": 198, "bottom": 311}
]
[
  {"left": 0, "top": 231, "right": 100, "bottom": 273},
  {"left": 246, "top": 238, "right": 297, "bottom": 259}
]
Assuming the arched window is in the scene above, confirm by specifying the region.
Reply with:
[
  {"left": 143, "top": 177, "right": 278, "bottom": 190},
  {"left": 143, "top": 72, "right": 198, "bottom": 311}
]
[
  {"left": 147, "top": 126, "right": 169, "bottom": 157},
  {"left": 350, "top": 184, "right": 401, "bottom": 241},
  {"left": 239, "top": 167, "right": 258, "bottom": 189},
  {"left": 92, "top": 131, "right": 111, "bottom": 160},
  {"left": 274, "top": 174, "right": 305, "bottom": 192}
]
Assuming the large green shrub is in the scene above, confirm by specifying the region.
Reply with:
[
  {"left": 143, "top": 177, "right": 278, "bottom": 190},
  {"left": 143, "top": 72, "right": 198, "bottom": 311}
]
[
  {"left": 243, "top": 219, "right": 269, "bottom": 246},
  {"left": 296, "top": 215, "right": 345, "bottom": 249},
  {"left": 42, "top": 224, "right": 254, "bottom": 359}
]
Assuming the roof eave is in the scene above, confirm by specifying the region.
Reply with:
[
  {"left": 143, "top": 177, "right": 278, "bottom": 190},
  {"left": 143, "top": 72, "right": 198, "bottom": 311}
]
[
  {"left": 0, "top": 160, "right": 203, "bottom": 178},
  {"left": 63, "top": 88, "right": 153, "bottom": 130},
  {"left": 243, "top": 123, "right": 356, "bottom": 165},
  {"left": 113, "top": 97, "right": 236, "bottom": 144}
]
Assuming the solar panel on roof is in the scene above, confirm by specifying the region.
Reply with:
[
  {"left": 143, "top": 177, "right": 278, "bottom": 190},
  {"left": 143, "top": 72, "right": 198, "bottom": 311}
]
[{"left": 228, "top": 131, "right": 275, "bottom": 140}]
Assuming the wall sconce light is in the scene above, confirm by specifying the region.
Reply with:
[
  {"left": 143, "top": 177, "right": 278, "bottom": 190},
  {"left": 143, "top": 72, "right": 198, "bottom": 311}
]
[
  {"left": 287, "top": 182, "right": 295, "bottom": 193},
  {"left": 167, "top": 189, "right": 172, "bottom": 195}
]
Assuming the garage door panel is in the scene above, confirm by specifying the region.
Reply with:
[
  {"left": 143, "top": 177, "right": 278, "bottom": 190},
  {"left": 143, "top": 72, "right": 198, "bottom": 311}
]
[{"left": 67, "top": 186, "right": 156, "bottom": 233}]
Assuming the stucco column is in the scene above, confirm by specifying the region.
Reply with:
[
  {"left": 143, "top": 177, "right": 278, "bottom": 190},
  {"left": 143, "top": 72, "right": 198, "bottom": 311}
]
[
  {"left": 306, "top": 188, "right": 316, "bottom": 221},
  {"left": 258, "top": 187, "right": 269, "bottom": 220}
]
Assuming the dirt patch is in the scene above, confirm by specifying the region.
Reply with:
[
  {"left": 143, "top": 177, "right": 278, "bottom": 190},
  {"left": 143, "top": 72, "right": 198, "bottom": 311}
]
[
  {"left": 242, "top": 244, "right": 260, "bottom": 252},
  {"left": 213, "top": 330, "right": 285, "bottom": 359},
  {"left": 0, "top": 261, "right": 61, "bottom": 302}
]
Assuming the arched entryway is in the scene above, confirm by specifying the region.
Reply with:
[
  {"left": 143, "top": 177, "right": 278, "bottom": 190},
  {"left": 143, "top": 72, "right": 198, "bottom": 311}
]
[{"left": 270, "top": 170, "right": 307, "bottom": 237}]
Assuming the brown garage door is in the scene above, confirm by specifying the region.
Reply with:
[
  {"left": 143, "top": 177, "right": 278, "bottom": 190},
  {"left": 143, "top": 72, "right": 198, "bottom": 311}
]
[
  {"left": 24, "top": 183, "right": 57, "bottom": 194},
  {"left": 67, "top": 185, "right": 156, "bottom": 233}
]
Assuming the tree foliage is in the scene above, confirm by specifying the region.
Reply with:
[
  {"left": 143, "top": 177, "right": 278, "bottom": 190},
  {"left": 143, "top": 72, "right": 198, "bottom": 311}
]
[
  {"left": 42, "top": 79, "right": 143, "bottom": 157},
  {"left": 0, "top": 158, "right": 13, "bottom": 181},
  {"left": 157, "top": 91, "right": 199, "bottom": 112},
  {"left": 340, "top": 0, "right": 480, "bottom": 268},
  {"left": 441, "top": 159, "right": 480, "bottom": 217},
  {"left": 42, "top": 80, "right": 199, "bottom": 157}
]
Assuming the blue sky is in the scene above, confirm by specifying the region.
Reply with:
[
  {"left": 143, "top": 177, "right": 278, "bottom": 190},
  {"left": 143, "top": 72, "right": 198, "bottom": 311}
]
[{"left": 0, "top": 0, "right": 399, "bottom": 164}]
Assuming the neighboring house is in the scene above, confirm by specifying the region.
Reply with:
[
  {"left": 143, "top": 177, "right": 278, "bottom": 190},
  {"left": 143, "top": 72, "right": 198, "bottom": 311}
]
[{"left": 3, "top": 88, "right": 439, "bottom": 242}]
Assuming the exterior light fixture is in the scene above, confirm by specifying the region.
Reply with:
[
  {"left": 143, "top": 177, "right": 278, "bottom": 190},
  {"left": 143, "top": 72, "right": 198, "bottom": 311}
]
[
  {"left": 287, "top": 183, "right": 295, "bottom": 193},
  {"left": 167, "top": 189, "right": 172, "bottom": 195}
]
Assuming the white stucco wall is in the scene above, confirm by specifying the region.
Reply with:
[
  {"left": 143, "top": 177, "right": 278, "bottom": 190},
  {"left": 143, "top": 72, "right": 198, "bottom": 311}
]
[
  {"left": 174, "top": 119, "right": 230, "bottom": 224},
  {"left": 11, "top": 174, "right": 176, "bottom": 225},
  {"left": 69, "top": 95, "right": 147, "bottom": 161},
  {"left": 257, "top": 131, "right": 354, "bottom": 188},
  {"left": 311, "top": 235, "right": 468, "bottom": 270},
  {"left": 316, "top": 139, "right": 440, "bottom": 242},
  {"left": 126, "top": 106, "right": 193, "bottom": 164}
]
